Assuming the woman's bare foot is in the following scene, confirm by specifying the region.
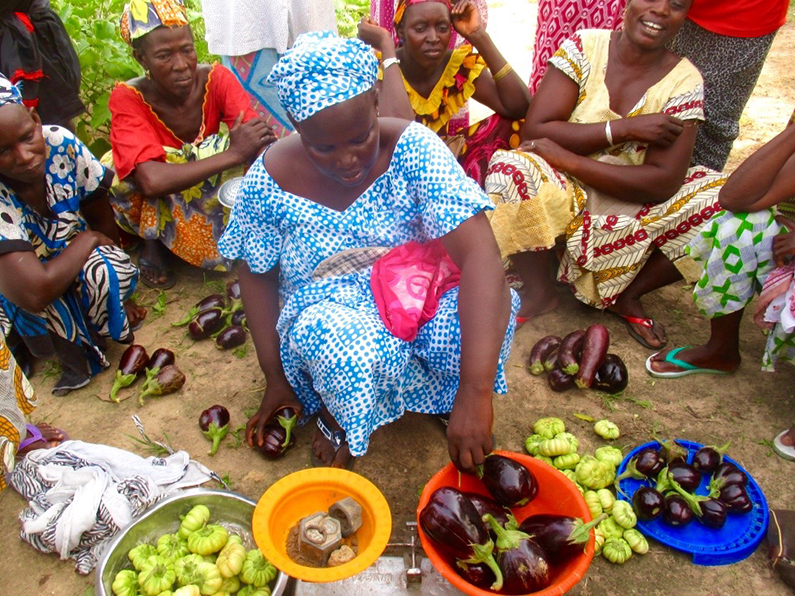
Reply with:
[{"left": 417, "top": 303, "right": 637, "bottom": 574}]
[
  {"left": 647, "top": 344, "right": 741, "bottom": 375},
  {"left": 17, "top": 423, "right": 68, "bottom": 457},
  {"left": 608, "top": 295, "right": 667, "bottom": 349},
  {"left": 517, "top": 285, "right": 560, "bottom": 321},
  {"left": 311, "top": 409, "right": 354, "bottom": 469},
  {"left": 125, "top": 300, "right": 147, "bottom": 330}
]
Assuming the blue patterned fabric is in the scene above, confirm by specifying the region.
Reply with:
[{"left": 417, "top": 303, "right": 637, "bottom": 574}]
[
  {"left": 0, "top": 126, "right": 138, "bottom": 375},
  {"left": 266, "top": 30, "right": 378, "bottom": 122},
  {"left": 220, "top": 123, "right": 518, "bottom": 456},
  {"left": 0, "top": 73, "right": 22, "bottom": 107}
]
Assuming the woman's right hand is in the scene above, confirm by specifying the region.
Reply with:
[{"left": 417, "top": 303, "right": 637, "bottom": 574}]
[
  {"left": 245, "top": 381, "right": 299, "bottom": 449},
  {"left": 75, "top": 230, "right": 116, "bottom": 251},
  {"left": 616, "top": 114, "right": 685, "bottom": 147},
  {"left": 229, "top": 112, "right": 277, "bottom": 164},
  {"left": 358, "top": 17, "right": 395, "bottom": 54}
]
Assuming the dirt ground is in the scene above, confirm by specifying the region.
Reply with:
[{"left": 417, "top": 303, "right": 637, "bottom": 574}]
[{"left": 2, "top": 3, "right": 795, "bottom": 596}]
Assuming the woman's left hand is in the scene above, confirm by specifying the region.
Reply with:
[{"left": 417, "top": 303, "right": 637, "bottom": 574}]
[
  {"left": 446, "top": 385, "right": 493, "bottom": 473},
  {"left": 519, "top": 137, "right": 577, "bottom": 172},
  {"left": 358, "top": 17, "right": 395, "bottom": 54},
  {"left": 774, "top": 216, "right": 795, "bottom": 267},
  {"left": 451, "top": 0, "right": 484, "bottom": 39}
]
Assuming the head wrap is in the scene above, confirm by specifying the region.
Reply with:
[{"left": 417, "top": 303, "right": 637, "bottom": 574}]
[
  {"left": 0, "top": 73, "right": 24, "bottom": 108},
  {"left": 120, "top": 0, "right": 188, "bottom": 46},
  {"left": 267, "top": 31, "right": 378, "bottom": 123},
  {"left": 394, "top": 0, "right": 452, "bottom": 29}
]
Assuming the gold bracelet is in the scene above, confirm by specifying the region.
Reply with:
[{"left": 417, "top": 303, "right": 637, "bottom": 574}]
[{"left": 492, "top": 63, "right": 513, "bottom": 83}]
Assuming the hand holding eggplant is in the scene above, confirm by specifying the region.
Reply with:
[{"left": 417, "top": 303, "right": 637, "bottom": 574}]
[
  {"left": 109, "top": 344, "right": 149, "bottom": 402},
  {"left": 255, "top": 406, "right": 299, "bottom": 459},
  {"left": 199, "top": 405, "right": 230, "bottom": 456},
  {"left": 446, "top": 385, "right": 494, "bottom": 473}
]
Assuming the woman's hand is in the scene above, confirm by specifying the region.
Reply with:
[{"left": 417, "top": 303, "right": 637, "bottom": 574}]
[
  {"left": 358, "top": 17, "right": 395, "bottom": 55},
  {"left": 447, "top": 384, "right": 494, "bottom": 473},
  {"left": 75, "top": 230, "right": 117, "bottom": 251},
  {"left": 774, "top": 216, "right": 795, "bottom": 267},
  {"left": 519, "top": 138, "right": 578, "bottom": 172},
  {"left": 245, "top": 381, "right": 299, "bottom": 449},
  {"left": 229, "top": 112, "right": 277, "bottom": 164},
  {"left": 451, "top": 0, "right": 484, "bottom": 39},
  {"left": 615, "top": 114, "right": 686, "bottom": 147}
]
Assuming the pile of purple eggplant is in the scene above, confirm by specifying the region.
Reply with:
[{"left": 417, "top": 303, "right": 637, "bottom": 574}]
[
  {"left": 529, "top": 325, "right": 628, "bottom": 395},
  {"left": 621, "top": 439, "right": 753, "bottom": 530},
  {"left": 173, "top": 280, "right": 248, "bottom": 351},
  {"left": 420, "top": 454, "right": 598, "bottom": 595},
  {"left": 109, "top": 345, "right": 186, "bottom": 405}
]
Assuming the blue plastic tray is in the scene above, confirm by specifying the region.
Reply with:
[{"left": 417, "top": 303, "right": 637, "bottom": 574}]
[{"left": 616, "top": 440, "right": 769, "bottom": 566}]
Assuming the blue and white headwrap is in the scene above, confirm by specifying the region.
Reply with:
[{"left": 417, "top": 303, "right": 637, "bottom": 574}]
[
  {"left": 267, "top": 31, "right": 378, "bottom": 123},
  {"left": 0, "top": 73, "right": 23, "bottom": 108}
]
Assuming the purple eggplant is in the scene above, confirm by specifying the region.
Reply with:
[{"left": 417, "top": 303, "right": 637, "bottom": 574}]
[
  {"left": 138, "top": 364, "right": 186, "bottom": 406},
  {"left": 464, "top": 492, "right": 510, "bottom": 528},
  {"left": 255, "top": 407, "right": 299, "bottom": 459},
  {"left": 592, "top": 353, "right": 629, "bottom": 394},
  {"left": 575, "top": 324, "right": 610, "bottom": 389},
  {"left": 663, "top": 494, "right": 694, "bottom": 527},
  {"left": 528, "top": 335, "right": 562, "bottom": 376},
  {"left": 173, "top": 294, "right": 226, "bottom": 327},
  {"left": 633, "top": 487, "right": 665, "bottom": 521},
  {"left": 614, "top": 448, "right": 663, "bottom": 487},
  {"left": 188, "top": 308, "right": 225, "bottom": 340},
  {"left": 146, "top": 348, "right": 175, "bottom": 372},
  {"left": 226, "top": 280, "right": 241, "bottom": 301},
  {"left": 711, "top": 462, "right": 748, "bottom": 489},
  {"left": 479, "top": 454, "right": 539, "bottom": 508},
  {"left": 699, "top": 498, "right": 728, "bottom": 528},
  {"left": 419, "top": 487, "right": 503, "bottom": 590},
  {"left": 718, "top": 484, "right": 753, "bottom": 514},
  {"left": 517, "top": 513, "right": 607, "bottom": 564},
  {"left": 548, "top": 367, "right": 576, "bottom": 392},
  {"left": 668, "top": 462, "right": 701, "bottom": 493},
  {"left": 231, "top": 310, "right": 247, "bottom": 328},
  {"left": 454, "top": 561, "right": 495, "bottom": 590},
  {"left": 692, "top": 442, "right": 730, "bottom": 474},
  {"left": 558, "top": 330, "right": 585, "bottom": 375},
  {"left": 483, "top": 514, "right": 550, "bottom": 594},
  {"left": 199, "top": 405, "right": 230, "bottom": 456},
  {"left": 543, "top": 346, "right": 560, "bottom": 372},
  {"left": 109, "top": 344, "right": 149, "bottom": 402},
  {"left": 216, "top": 325, "right": 247, "bottom": 350}
]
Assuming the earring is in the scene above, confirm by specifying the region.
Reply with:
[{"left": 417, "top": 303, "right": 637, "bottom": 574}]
[{"left": 145, "top": 69, "right": 151, "bottom": 79}]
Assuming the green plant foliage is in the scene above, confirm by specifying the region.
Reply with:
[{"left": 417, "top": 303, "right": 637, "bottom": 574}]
[{"left": 334, "top": 0, "right": 370, "bottom": 37}]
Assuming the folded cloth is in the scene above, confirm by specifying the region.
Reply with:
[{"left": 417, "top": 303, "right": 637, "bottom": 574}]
[
  {"left": 370, "top": 239, "right": 461, "bottom": 342},
  {"left": 10, "top": 440, "right": 212, "bottom": 574},
  {"left": 756, "top": 263, "right": 795, "bottom": 332}
]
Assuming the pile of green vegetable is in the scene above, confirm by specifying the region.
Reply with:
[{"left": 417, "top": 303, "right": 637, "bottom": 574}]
[
  {"left": 524, "top": 417, "right": 649, "bottom": 566},
  {"left": 529, "top": 325, "right": 628, "bottom": 394},
  {"left": 111, "top": 505, "right": 277, "bottom": 596}
]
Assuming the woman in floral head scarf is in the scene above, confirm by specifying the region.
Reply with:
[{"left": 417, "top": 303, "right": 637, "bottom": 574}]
[
  {"left": 106, "top": 0, "right": 276, "bottom": 289},
  {"left": 0, "top": 74, "right": 146, "bottom": 395}
]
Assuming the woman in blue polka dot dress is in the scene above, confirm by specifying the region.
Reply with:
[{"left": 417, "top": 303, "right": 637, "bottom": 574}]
[{"left": 219, "top": 31, "right": 518, "bottom": 471}]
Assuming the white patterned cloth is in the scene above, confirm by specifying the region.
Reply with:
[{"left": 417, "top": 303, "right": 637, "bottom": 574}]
[
  {"left": 219, "top": 123, "right": 518, "bottom": 456},
  {"left": 0, "top": 72, "right": 23, "bottom": 106},
  {"left": 267, "top": 31, "right": 378, "bottom": 122},
  {"left": 202, "top": 0, "right": 338, "bottom": 56}
]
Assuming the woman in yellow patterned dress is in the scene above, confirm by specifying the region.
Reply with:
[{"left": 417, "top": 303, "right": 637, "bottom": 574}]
[
  {"left": 485, "top": 0, "right": 727, "bottom": 348},
  {"left": 0, "top": 331, "right": 67, "bottom": 491},
  {"left": 358, "top": 0, "right": 529, "bottom": 185}
]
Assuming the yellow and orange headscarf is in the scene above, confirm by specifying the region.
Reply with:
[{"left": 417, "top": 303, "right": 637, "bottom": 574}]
[
  {"left": 394, "top": 0, "right": 452, "bottom": 29},
  {"left": 120, "top": 0, "right": 188, "bottom": 46}
]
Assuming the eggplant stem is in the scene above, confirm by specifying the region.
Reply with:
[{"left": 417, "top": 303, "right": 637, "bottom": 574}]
[
  {"left": 109, "top": 371, "right": 136, "bottom": 403},
  {"left": 278, "top": 414, "right": 297, "bottom": 448},
  {"left": 464, "top": 539, "right": 504, "bottom": 592}
]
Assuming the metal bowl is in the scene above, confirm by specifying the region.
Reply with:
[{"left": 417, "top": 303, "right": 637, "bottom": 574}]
[
  {"left": 218, "top": 176, "right": 244, "bottom": 208},
  {"left": 96, "top": 488, "right": 288, "bottom": 596}
]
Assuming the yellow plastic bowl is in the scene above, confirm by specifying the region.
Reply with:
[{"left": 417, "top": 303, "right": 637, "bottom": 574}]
[{"left": 252, "top": 468, "right": 392, "bottom": 582}]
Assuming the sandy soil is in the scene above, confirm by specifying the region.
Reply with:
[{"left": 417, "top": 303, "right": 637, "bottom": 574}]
[{"left": 2, "top": 4, "right": 795, "bottom": 596}]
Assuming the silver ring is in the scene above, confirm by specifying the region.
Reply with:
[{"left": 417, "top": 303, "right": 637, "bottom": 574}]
[{"left": 530, "top": 141, "right": 535, "bottom": 150}]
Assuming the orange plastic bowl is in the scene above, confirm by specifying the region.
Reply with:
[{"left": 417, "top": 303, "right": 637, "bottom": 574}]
[
  {"left": 252, "top": 468, "right": 392, "bottom": 583},
  {"left": 417, "top": 451, "right": 594, "bottom": 596}
]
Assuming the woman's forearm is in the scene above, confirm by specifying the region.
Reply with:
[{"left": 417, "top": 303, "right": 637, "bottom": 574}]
[
  {"left": 133, "top": 150, "right": 243, "bottom": 198},
  {"left": 0, "top": 233, "right": 100, "bottom": 312},
  {"left": 238, "top": 263, "right": 291, "bottom": 388},
  {"left": 523, "top": 120, "right": 615, "bottom": 156},
  {"left": 719, "top": 124, "right": 795, "bottom": 212}
]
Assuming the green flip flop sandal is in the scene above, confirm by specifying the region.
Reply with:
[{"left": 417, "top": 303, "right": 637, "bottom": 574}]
[{"left": 645, "top": 346, "right": 731, "bottom": 379}]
